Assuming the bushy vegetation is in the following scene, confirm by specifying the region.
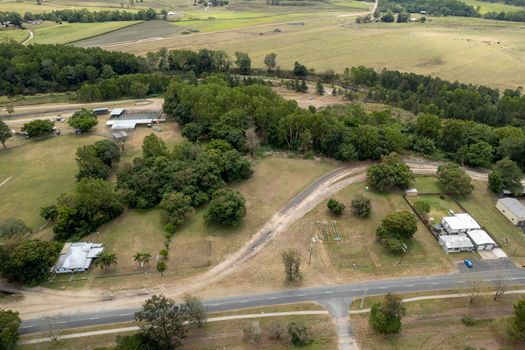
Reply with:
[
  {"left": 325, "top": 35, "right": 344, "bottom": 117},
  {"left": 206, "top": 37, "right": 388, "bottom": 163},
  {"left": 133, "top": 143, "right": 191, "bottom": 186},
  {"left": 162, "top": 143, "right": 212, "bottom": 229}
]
[
  {"left": 0, "top": 309, "right": 21, "bottom": 350},
  {"left": 436, "top": 162, "right": 474, "bottom": 197},
  {"left": 76, "top": 140, "right": 120, "bottom": 181},
  {"left": 22, "top": 119, "right": 54, "bottom": 137},
  {"left": 204, "top": 188, "right": 246, "bottom": 226},
  {"left": 0, "top": 218, "right": 31, "bottom": 238},
  {"left": 367, "top": 153, "right": 414, "bottom": 192},
  {"left": 327, "top": 198, "right": 345, "bottom": 215},
  {"left": 67, "top": 109, "right": 98, "bottom": 132},
  {"left": 380, "top": 0, "right": 478, "bottom": 17},
  {"left": 23, "top": 8, "right": 159, "bottom": 23},
  {"left": 351, "top": 194, "right": 372, "bottom": 217},
  {"left": 377, "top": 211, "right": 417, "bottom": 254},
  {"left": 369, "top": 293, "right": 406, "bottom": 334}
]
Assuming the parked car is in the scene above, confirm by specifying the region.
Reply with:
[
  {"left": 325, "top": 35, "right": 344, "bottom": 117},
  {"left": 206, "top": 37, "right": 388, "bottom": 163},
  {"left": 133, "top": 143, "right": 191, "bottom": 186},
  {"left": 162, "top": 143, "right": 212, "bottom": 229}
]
[{"left": 464, "top": 259, "right": 473, "bottom": 268}]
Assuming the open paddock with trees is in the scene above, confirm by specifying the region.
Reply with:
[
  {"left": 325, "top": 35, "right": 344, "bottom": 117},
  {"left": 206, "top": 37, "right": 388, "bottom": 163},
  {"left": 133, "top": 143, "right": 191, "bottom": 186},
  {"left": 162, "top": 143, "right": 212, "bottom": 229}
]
[{"left": 351, "top": 292, "right": 525, "bottom": 350}]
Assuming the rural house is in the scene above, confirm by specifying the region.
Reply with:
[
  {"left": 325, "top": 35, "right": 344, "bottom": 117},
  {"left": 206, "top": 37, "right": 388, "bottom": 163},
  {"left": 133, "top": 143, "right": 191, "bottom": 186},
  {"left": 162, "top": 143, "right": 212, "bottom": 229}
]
[
  {"left": 441, "top": 213, "right": 480, "bottom": 234},
  {"left": 496, "top": 198, "right": 525, "bottom": 226},
  {"left": 54, "top": 242, "right": 104, "bottom": 274},
  {"left": 466, "top": 229, "right": 497, "bottom": 251},
  {"left": 438, "top": 235, "right": 475, "bottom": 253}
]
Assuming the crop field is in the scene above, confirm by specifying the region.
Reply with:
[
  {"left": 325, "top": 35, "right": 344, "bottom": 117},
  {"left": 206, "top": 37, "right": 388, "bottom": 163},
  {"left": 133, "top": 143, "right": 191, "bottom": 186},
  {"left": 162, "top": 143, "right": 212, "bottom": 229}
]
[
  {"left": 461, "top": 0, "right": 525, "bottom": 13},
  {"left": 26, "top": 20, "right": 141, "bottom": 44},
  {"left": 0, "top": 0, "right": 138, "bottom": 13},
  {"left": 109, "top": 16, "right": 525, "bottom": 90}
]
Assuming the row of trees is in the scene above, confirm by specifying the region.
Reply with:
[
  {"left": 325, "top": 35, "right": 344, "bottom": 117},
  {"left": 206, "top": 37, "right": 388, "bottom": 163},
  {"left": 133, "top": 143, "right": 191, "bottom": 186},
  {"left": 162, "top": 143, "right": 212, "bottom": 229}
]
[
  {"left": 379, "top": 0, "right": 479, "bottom": 17},
  {"left": 483, "top": 10, "right": 525, "bottom": 22},
  {"left": 23, "top": 8, "right": 158, "bottom": 23}
]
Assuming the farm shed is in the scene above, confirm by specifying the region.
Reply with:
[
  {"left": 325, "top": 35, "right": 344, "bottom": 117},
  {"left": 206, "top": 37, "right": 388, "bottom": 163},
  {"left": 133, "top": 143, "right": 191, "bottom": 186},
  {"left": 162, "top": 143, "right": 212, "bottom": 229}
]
[
  {"left": 54, "top": 242, "right": 104, "bottom": 274},
  {"left": 92, "top": 108, "right": 109, "bottom": 115},
  {"left": 110, "top": 108, "right": 125, "bottom": 117},
  {"left": 496, "top": 198, "right": 525, "bottom": 226},
  {"left": 441, "top": 213, "right": 480, "bottom": 234},
  {"left": 405, "top": 188, "right": 418, "bottom": 197},
  {"left": 438, "top": 235, "right": 474, "bottom": 253},
  {"left": 466, "top": 229, "right": 497, "bottom": 251}
]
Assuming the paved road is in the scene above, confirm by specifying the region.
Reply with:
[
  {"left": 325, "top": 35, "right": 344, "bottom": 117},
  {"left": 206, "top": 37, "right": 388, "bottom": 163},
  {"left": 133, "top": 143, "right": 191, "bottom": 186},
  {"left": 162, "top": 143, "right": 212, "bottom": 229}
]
[{"left": 20, "top": 266, "right": 525, "bottom": 334}]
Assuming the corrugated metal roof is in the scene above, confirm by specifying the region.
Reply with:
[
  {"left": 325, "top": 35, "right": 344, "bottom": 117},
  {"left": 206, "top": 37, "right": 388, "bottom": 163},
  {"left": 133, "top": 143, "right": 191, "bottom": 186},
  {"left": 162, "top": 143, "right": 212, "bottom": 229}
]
[{"left": 498, "top": 198, "right": 525, "bottom": 219}]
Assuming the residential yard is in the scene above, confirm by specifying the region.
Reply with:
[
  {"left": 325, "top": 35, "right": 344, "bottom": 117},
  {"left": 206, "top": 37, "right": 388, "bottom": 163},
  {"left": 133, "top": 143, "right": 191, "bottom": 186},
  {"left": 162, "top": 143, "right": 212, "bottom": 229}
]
[
  {"left": 351, "top": 293, "right": 525, "bottom": 350},
  {"left": 407, "top": 193, "right": 464, "bottom": 225},
  {"left": 412, "top": 176, "right": 525, "bottom": 264},
  {"left": 18, "top": 306, "right": 337, "bottom": 350}
]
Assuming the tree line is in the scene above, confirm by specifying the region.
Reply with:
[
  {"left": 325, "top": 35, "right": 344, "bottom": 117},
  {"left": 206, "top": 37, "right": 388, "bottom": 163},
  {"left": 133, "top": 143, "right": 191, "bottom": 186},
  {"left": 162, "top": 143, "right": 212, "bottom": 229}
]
[{"left": 22, "top": 8, "right": 158, "bottom": 23}]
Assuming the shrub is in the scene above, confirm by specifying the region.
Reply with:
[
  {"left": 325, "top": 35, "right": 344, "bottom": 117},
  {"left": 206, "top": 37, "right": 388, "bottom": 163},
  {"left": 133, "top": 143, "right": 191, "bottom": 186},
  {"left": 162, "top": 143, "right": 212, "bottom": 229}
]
[
  {"left": 0, "top": 218, "right": 31, "bottom": 237},
  {"left": 159, "top": 249, "right": 168, "bottom": 259},
  {"left": 351, "top": 194, "right": 371, "bottom": 217},
  {"left": 243, "top": 320, "right": 261, "bottom": 345},
  {"left": 204, "top": 188, "right": 246, "bottom": 226},
  {"left": 268, "top": 320, "right": 286, "bottom": 340},
  {"left": 327, "top": 198, "right": 345, "bottom": 215},
  {"left": 287, "top": 322, "right": 311, "bottom": 346},
  {"left": 461, "top": 315, "right": 475, "bottom": 327},
  {"left": 413, "top": 200, "right": 430, "bottom": 215}
]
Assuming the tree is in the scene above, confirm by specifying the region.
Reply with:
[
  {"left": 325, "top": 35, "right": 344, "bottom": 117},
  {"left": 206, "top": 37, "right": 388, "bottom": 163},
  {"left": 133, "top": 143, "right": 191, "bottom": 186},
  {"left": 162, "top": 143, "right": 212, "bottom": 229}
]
[
  {"left": 142, "top": 133, "right": 168, "bottom": 159},
  {"left": 367, "top": 153, "right": 414, "bottom": 192},
  {"left": 0, "top": 119, "right": 12, "bottom": 149},
  {"left": 287, "top": 322, "right": 311, "bottom": 346},
  {"left": 22, "top": 119, "right": 54, "bottom": 137},
  {"left": 135, "top": 295, "right": 187, "bottom": 350},
  {"left": 373, "top": 7, "right": 381, "bottom": 19},
  {"left": 315, "top": 81, "right": 325, "bottom": 96},
  {"left": 0, "top": 309, "right": 21, "bottom": 350},
  {"left": 76, "top": 145, "right": 110, "bottom": 180},
  {"left": 377, "top": 211, "right": 417, "bottom": 250},
  {"left": 44, "top": 314, "right": 67, "bottom": 343},
  {"left": 68, "top": 109, "right": 98, "bottom": 132},
  {"left": 458, "top": 141, "right": 493, "bottom": 168},
  {"left": 413, "top": 200, "right": 430, "bottom": 216},
  {"left": 369, "top": 293, "right": 406, "bottom": 334},
  {"left": 489, "top": 158, "right": 523, "bottom": 195},
  {"left": 351, "top": 194, "right": 371, "bottom": 217},
  {"left": 436, "top": 162, "right": 473, "bottom": 197},
  {"left": 95, "top": 252, "right": 118, "bottom": 271},
  {"left": 157, "top": 260, "right": 167, "bottom": 276},
  {"left": 465, "top": 276, "right": 486, "bottom": 306},
  {"left": 130, "top": 81, "right": 149, "bottom": 99},
  {"left": 0, "top": 240, "right": 61, "bottom": 285},
  {"left": 204, "top": 188, "right": 246, "bottom": 225},
  {"left": 415, "top": 114, "right": 441, "bottom": 140},
  {"left": 244, "top": 320, "right": 261, "bottom": 345},
  {"left": 133, "top": 252, "right": 151, "bottom": 271},
  {"left": 511, "top": 299, "right": 525, "bottom": 341},
  {"left": 282, "top": 248, "right": 302, "bottom": 282},
  {"left": 327, "top": 198, "right": 345, "bottom": 215},
  {"left": 268, "top": 321, "right": 286, "bottom": 340},
  {"left": 263, "top": 52, "right": 277, "bottom": 72},
  {"left": 397, "top": 11, "right": 409, "bottom": 23},
  {"left": 160, "top": 192, "right": 192, "bottom": 233},
  {"left": 181, "top": 294, "right": 207, "bottom": 328},
  {"left": 493, "top": 274, "right": 509, "bottom": 302},
  {"left": 0, "top": 218, "right": 31, "bottom": 238},
  {"left": 234, "top": 52, "right": 251, "bottom": 74},
  {"left": 381, "top": 9, "right": 395, "bottom": 22},
  {"left": 293, "top": 61, "right": 308, "bottom": 77},
  {"left": 93, "top": 140, "right": 120, "bottom": 166}
]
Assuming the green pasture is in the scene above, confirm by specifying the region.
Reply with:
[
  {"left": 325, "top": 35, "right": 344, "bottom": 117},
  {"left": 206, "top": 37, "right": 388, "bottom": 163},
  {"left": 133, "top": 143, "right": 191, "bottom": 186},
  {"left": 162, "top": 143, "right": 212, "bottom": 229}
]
[
  {"left": 0, "top": 28, "right": 28, "bottom": 42},
  {"left": 461, "top": 0, "right": 525, "bottom": 13}
]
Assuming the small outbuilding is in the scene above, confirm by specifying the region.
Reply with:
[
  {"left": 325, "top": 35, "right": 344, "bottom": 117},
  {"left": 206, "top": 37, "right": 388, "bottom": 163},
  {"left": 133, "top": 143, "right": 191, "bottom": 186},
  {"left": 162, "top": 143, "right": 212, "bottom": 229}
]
[
  {"left": 496, "top": 198, "right": 525, "bottom": 226},
  {"left": 405, "top": 188, "right": 418, "bottom": 197},
  {"left": 54, "top": 242, "right": 104, "bottom": 274},
  {"left": 92, "top": 108, "right": 109, "bottom": 115},
  {"left": 110, "top": 108, "right": 125, "bottom": 117},
  {"left": 467, "top": 229, "right": 497, "bottom": 251},
  {"left": 439, "top": 235, "right": 474, "bottom": 253}
]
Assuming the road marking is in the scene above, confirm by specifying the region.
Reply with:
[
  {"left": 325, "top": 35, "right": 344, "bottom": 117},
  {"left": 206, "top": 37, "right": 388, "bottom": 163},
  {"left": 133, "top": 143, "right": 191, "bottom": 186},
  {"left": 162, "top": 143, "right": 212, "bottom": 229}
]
[
  {"left": 378, "top": 287, "right": 387, "bottom": 289},
  {"left": 350, "top": 289, "right": 360, "bottom": 292},
  {"left": 89, "top": 317, "right": 99, "bottom": 320},
  {"left": 297, "top": 294, "right": 306, "bottom": 297},
  {"left": 324, "top": 291, "right": 334, "bottom": 294},
  {"left": 407, "top": 284, "right": 415, "bottom": 287},
  {"left": 239, "top": 300, "right": 250, "bottom": 303},
  {"left": 119, "top": 313, "right": 133, "bottom": 317},
  {"left": 22, "top": 326, "right": 34, "bottom": 329},
  {"left": 268, "top": 297, "right": 279, "bottom": 300},
  {"left": 209, "top": 303, "right": 219, "bottom": 306},
  {"left": 431, "top": 282, "right": 440, "bottom": 285},
  {"left": 0, "top": 176, "right": 12, "bottom": 187}
]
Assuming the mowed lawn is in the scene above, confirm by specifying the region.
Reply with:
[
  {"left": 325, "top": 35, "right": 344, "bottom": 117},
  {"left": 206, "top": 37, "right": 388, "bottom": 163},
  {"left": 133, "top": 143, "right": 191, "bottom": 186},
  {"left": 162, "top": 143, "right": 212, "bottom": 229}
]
[
  {"left": 27, "top": 21, "right": 141, "bottom": 44},
  {"left": 116, "top": 16, "right": 525, "bottom": 90},
  {"left": 0, "top": 134, "right": 106, "bottom": 231},
  {"left": 0, "top": 28, "right": 29, "bottom": 42}
]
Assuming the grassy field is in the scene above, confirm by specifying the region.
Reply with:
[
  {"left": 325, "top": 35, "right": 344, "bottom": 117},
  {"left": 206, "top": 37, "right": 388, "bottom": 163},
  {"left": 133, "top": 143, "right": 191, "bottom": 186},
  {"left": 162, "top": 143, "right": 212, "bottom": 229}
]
[
  {"left": 407, "top": 193, "right": 464, "bottom": 224},
  {"left": 0, "top": 28, "right": 29, "bottom": 42},
  {"left": 19, "top": 306, "right": 337, "bottom": 349},
  {"left": 351, "top": 294, "right": 525, "bottom": 350},
  {"left": 25, "top": 20, "right": 141, "bottom": 44},
  {"left": 461, "top": 0, "right": 525, "bottom": 13},
  {"left": 111, "top": 16, "right": 525, "bottom": 90},
  {"left": 0, "top": 0, "right": 139, "bottom": 13}
]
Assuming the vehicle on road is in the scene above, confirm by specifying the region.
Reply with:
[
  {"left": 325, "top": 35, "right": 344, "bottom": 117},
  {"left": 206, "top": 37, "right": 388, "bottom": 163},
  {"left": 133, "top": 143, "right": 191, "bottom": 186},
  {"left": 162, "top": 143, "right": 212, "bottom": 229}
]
[{"left": 464, "top": 259, "right": 473, "bottom": 268}]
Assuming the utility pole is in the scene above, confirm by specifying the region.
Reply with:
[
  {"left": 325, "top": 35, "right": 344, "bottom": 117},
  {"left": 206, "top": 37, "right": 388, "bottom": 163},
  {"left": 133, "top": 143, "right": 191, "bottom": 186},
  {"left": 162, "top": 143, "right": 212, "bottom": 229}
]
[{"left": 308, "top": 239, "right": 314, "bottom": 265}]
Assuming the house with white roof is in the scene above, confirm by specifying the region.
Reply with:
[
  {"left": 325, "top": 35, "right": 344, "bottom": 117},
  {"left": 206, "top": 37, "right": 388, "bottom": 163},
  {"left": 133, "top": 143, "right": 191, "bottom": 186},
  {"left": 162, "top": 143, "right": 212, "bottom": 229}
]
[
  {"left": 54, "top": 242, "right": 104, "bottom": 274},
  {"left": 466, "top": 229, "right": 497, "bottom": 251},
  {"left": 441, "top": 213, "right": 480, "bottom": 234},
  {"left": 438, "top": 235, "right": 474, "bottom": 253}
]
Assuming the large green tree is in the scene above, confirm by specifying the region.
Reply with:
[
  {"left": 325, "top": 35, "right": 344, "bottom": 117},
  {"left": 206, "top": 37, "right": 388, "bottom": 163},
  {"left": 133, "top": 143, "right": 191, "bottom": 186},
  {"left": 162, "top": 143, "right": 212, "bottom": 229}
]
[
  {"left": 68, "top": 109, "right": 98, "bottom": 132},
  {"left": 0, "top": 240, "right": 61, "bottom": 285},
  {"left": 489, "top": 157, "right": 523, "bottom": 195},
  {"left": 0, "top": 119, "right": 13, "bottom": 149},
  {"left": 369, "top": 293, "right": 406, "bottom": 334},
  {"left": 22, "top": 119, "right": 54, "bottom": 137},
  {"left": 511, "top": 298, "right": 525, "bottom": 341},
  {"left": 436, "top": 162, "right": 473, "bottom": 197},
  {"left": 160, "top": 192, "right": 193, "bottom": 233},
  {"left": 142, "top": 134, "right": 168, "bottom": 159},
  {"left": 367, "top": 153, "right": 414, "bottom": 192},
  {"left": 234, "top": 52, "right": 251, "bottom": 74},
  {"left": 76, "top": 145, "right": 110, "bottom": 180},
  {"left": 204, "top": 188, "right": 246, "bottom": 225},
  {"left": 0, "top": 309, "right": 21, "bottom": 350}
]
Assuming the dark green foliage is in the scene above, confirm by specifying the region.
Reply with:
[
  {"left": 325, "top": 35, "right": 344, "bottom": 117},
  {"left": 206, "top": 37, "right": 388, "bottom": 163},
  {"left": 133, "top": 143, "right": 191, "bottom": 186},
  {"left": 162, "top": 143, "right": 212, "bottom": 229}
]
[
  {"left": 76, "top": 145, "right": 110, "bottom": 180},
  {"left": 51, "top": 179, "right": 124, "bottom": 240},
  {"left": 0, "top": 120, "right": 12, "bottom": 148},
  {"left": 369, "top": 293, "right": 406, "bottom": 334},
  {"left": 68, "top": 109, "right": 98, "bottom": 132},
  {"left": 282, "top": 248, "right": 302, "bottom": 282},
  {"left": 204, "top": 188, "right": 246, "bottom": 225},
  {"left": 234, "top": 52, "right": 251, "bottom": 74},
  {"left": 287, "top": 322, "right": 311, "bottom": 346},
  {"left": 327, "top": 198, "right": 345, "bottom": 215},
  {"left": 0, "top": 309, "right": 21, "bottom": 350},
  {"left": 436, "top": 162, "right": 473, "bottom": 197},
  {"left": 383, "top": 237, "right": 407, "bottom": 255},
  {"left": 461, "top": 315, "right": 475, "bottom": 327},
  {"left": 142, "top": 134, "right": 168, "bottom": 159},
  {"left": 415, "top": 114, "right": 441, "bottom": 140},
  {"left": 93, "top": 140, "right": 121, "bottom": 166},
  {"left": 379, "top": 0, "right": 478, "bottom": 17},
  {"left": 413, "top": 137, "right": 436, "bottom": 155},
  {"left": 489, "top": 158, "right": 523, "bottom": 195},
  {"left": 0, "top": 218, "right": 31, "bottom": 238},
  {"left": 351, "top": 194, "right": 372, "bottom": 217},
  {"left": 377, "top": 211, "right": 417, "bottom": 243},
  {"left": 316, "top": 81, "right": 325, "bottom": 96},
  {"left": 511, "top": 298, "right": 525, "bottom": 341},
  {"left": 293, "top": 61, "right": 308, "bottom": 77},
  {"left": 22, "top": 119, "right": 54, "bottom": 137},
  {"left": 160, "top": 192, "right": 193, "bottom": 233},
  {"left": 367, "top": 153, "right": 414, "bottom": 192},
  {"left": 457, "top": 141, "right": 493, "bottom": 168},
  {"left": 0, "top": 240, "right": 61, "bottom": 285},
  {"left": 381, "top": 9, "right": 396, "bottom": 22},
  {"left": 413, "top": 200, "right": 430, "bottom": 215},
  {"left": 95, "top": 252, "right": 118, "bottom": 270},
  {"left": 40, "top": 205, "right": 58, "bottom": 221}
]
